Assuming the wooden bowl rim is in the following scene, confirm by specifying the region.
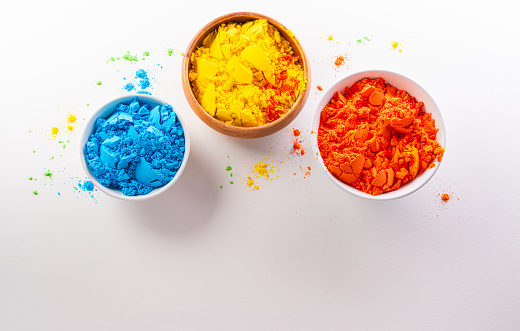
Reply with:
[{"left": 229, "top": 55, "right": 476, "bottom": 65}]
[{"left": 181, "top": 11, "right": 311, "bottom": 138}]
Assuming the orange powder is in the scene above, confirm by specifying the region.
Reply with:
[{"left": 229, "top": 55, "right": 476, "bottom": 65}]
[
  {"left": 441, "top": 193, "right": 450, "bottom": 202},
  {"left": 334, "top": 56, "right": 345, "bottom": 67},
  {"left": 317, "top": 77, "right": 444, "bottom": 196}
]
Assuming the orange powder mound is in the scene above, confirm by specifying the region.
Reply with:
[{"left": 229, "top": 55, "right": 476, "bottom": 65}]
[
  {"left": 441, "top": 193, "right": 450, "bottom": 202},
  {"left": 334, "top": 56, "right": 345, "bottom": 67},
  {"left": 317, "top": 85, "right": 323, "bottom": 91},
  {"left": 317, "top": 77, "right": 444, "bottom": 196}
]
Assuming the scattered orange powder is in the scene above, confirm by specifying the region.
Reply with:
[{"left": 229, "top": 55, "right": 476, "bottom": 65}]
[
  {"left": 441, "top": 193, "right": 450, "bottom": 202},
  {"left": 293, "top": 129, "right": 300, "bottom": 136},
  {"left": 317, "top": 85, "right": 323, "bottom": 91},
  {"left": 334, "top": 56, "right": 345, "bottom": 67},
  {"left": 317, "top": 77, "right": 444, "bottom": 196}
]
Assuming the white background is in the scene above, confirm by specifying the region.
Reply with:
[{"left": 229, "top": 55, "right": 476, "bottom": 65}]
[{"left": 2, "top": 0, "right": 520, "bottom": 330}]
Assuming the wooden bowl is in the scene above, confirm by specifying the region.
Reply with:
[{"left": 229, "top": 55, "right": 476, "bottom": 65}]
[{"left": 181, "top": 12, "right": 311, "bottom": 139}]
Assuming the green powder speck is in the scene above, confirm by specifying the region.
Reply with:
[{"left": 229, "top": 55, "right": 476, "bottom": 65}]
[
  {"left": 33, "top": 150, "right": 36, "bottom": 153},
  {"left": 364, "top": 36, "right": 371, "bottom": 41},
  {"left": 29, "top": 177, "right": 33, "bottom": 180},
  {"left": 44, "top": 170, "right": 53, "bottom": 178},
  {"left": 226, "top": 166, "right": 232, "bottom": 171},
  {"left": 230, "top": 181, "right": 233, "bottom": 184},
  {"left": 63, "top": 144, "right": 66, "bottom": 149},
  {"left": 356, "top": 39, "right": 363, "bottom": 44},
  {"left": 220, "top": 186, "right": 222, "bottom": 189},
  {"left": 33, "top": 190, "right": 38, "bottom": 195},
  {"left": 110, "top": 57, "right": 115, "bottom": 61},
  {"left": 87, "top": 104, "right": 89, "bottom": 106},
  {"left": 167, "top": 48, "right": 173, "bottom": 56},
  {"left": 230, "top": 173, "right": 233, "bottom": 177},
  {"left": 123, "top": 51, "right": 138, "bottom": 62},
  {"left": 96, "top": 81, "right": 102, "bottom": 85},
  {"left": 143, "top": 51, "right": 149, "bottom": 56}
]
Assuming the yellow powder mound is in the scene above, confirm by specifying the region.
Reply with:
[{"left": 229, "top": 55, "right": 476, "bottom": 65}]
[{"left": 189, "top": 19, "right": 306, "bottom": 127}]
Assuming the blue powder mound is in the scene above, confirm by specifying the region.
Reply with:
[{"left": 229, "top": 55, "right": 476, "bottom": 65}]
[
  {"left": 84, "top": 97, "right": 185, "bottom": 196},
  {"left": 124, "top": 82, "right": 134, "bottom": 91},
  {"left": 84, "top": 181, "right": 94, "bottom": 191}
]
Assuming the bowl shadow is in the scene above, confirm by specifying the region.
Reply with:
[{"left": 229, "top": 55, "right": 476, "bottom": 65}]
[{"left": 126, "top": 151, "right": 218, "bottom": 238}]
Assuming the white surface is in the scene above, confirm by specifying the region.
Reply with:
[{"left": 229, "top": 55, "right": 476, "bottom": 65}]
[{"left": 1, "top": 0, "right": 520, "bottom": 330}]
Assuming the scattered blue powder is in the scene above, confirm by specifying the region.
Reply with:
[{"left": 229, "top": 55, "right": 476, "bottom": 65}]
[
  {"left": 123, "top": 69, "right": 153, "bottom": 94},
  {"left": 84, "top": 97, "right": 185, "bottom": 196},
  {"left": 136, "top": 69, "right": 150, "bottom": 89},
  {"left": 84, "top": 181, "right": 94, "bottom": 191}
]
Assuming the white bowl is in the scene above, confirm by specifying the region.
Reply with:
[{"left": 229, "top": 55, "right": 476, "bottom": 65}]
[
  {"left": 80, "top": 94, "right": 190, "bottom": 201},
  {"left": 311, "top": 70, "right": 446, "bottom": 200}
]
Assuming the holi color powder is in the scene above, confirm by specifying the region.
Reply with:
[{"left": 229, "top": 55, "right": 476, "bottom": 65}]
[
  {"left": 96, "top": 81, "right": 102, "bottom": 85},
  {"left": 33, "top": 190, "right": 38, "bottom": 195},
  {"left": 167, "top": 48, "right": 173, "bottom": 56}
]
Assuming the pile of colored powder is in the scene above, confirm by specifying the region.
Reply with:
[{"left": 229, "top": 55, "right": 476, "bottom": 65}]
[
  {"left": 84, "top": 97, "right": 185, "bottom": 196},
  {"left": 334, "top": 56, "right": 345, "bottom": 67},
  {"left": 188, "top": 19, "right": 306, "bottom": 127},
  {"left": 441, "top": 193, "right": 450, "bottom": 202},
  {"left": 124, "top": 69, "right": 152, "bottom": 94},
  {"left": 79, "top": 180, "right": 95, "bottom": 192},
  {"left": 317, "top": 77, "right": 444, "bottom": 196}
]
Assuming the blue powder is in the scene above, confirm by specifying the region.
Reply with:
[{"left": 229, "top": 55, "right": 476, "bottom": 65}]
[
  {"left": 84, "top": 181, "right": 94, "bottom": 191},
  {"left": 136, "top": 69, "right": 150, "bottom": 89},
  {"left": 84, "top": 97, "right": 185, "bottom": 196},
  {"left": 124, "top": 83, "right": 134, "bottom": 91}
]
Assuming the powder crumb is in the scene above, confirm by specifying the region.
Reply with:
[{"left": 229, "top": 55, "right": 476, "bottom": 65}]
[
  {"left": 293, "top": 141, "right": 301, "bottom": 150},
  {"left": 96, "top": 81, "right": 102, "bottom": 85},
  {"left": 44, "top": 170, "right": 53, "bottom": 178},
  {"left": 317, "top": 85, "right": 323, "bottom": 91},
  {"left": 230, "top": 181, "right": 234, "bottom": 184},
  {"left": 293, "top": 129, "right": 301, "bottom": 136},
  {"left": 29, "top": 177, "right": 33, "bottom": 180},
  {"left": 327, "top": 35, "right": 333, "bottom": 41},
  {"left": 226, "top": 166, "right": 232, "bottom": 171},
  {"left": 441, "top": 193, "right": 450, "bottom": 202},
  {"left": 220, "top": 185, "right": 222, "bottom": 189},
  {"left": 67, "top": 126, "right": 73, "bottom": 131},
  {"left": 143, "top": 51, "right": 150, "bottom": 57},
  {"left": 391, "top": 42, "right": 399, "bottom": 49},
  {"left": 124, "top": 82, "right": 134, "bottom": 91},
  {"left": 68, "top": 115, "right": 77, "bottom": 123},
  {"left": 123, "top": 51, "right": 138, "bottom": 62},
  {"left": 51, "top": 127, "right": 59, "bottom": 135},
  {"left": 181, "top": 52, "right": 185, "bottom": 56},
  {"left": 33, "top": 190, "right": 38, "bottom": 195},
  {"left": 334, "top": 56, "right": 345, "bottom": 67},
  {"left": 167, "top": 48, "right": 173, "bottom": 56}
]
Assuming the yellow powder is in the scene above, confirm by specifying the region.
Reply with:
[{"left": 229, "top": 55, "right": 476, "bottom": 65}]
[
  {"left": 189, "top": 19, "right": 306, "bottom": 127},
  {"left": 391, "top": 42, "right": 399, "bottom": 49},
  {"left": 255, "top": 162, "right": 270, "bottom": 177},
  {"left": 68, "top": 114, "right": 77, "bottom": 123},
  {"left": 67, "top": 125, "right": 74, "bottom": 131},
  {"left": 51, "top": 127, "right": 59, "bottom": 135}
]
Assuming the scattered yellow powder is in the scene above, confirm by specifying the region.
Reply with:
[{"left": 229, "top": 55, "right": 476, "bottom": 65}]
[
  {"left": 255, "top": 162, "right": 270, "bottom": 177},
  {"left": 51, "top": 127, "right": 59, "bottom": 135},
  {"left": 189, "top": 19, "right": 306, "bottom": 127},
  {"left": 391, "top": 42, "right": 399, "bottom": 49},
  {"left": 327, "top": 35, "right": 333, "bottom": 41},
  {"left": 67, "top": 125, "right": 74, "bottom": 131},
  {"left": 68, "top": 114, "right": 77, "bottom": 123}
]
